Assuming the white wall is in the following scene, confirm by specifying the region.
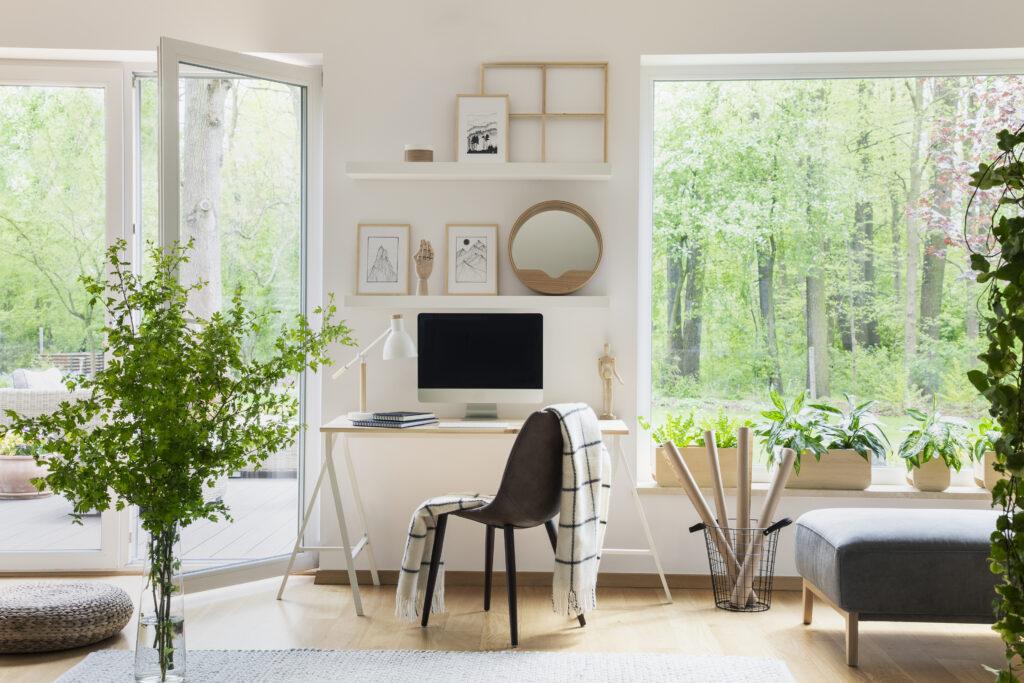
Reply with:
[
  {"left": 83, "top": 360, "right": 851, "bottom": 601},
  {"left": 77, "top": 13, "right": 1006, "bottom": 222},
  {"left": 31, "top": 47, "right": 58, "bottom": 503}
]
[{"left": 0, "top": 0, "right": 1019, "bottom": 576}]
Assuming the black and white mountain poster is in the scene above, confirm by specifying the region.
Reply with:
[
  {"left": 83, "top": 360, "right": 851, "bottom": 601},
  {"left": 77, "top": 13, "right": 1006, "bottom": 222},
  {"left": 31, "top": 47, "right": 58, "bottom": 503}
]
[
  {"left": 366, "top": 236, "right": 398, "bottom": 283},
  {"left": 465, "top": 115, "right": 499, "bottom": 155},
  {"left": 455, "top": 237, "right": 488, "bottom": 282}
]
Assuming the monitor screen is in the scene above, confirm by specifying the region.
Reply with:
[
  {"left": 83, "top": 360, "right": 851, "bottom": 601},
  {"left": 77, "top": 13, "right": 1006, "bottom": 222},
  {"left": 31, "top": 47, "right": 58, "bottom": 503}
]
[{"left": 417, "top": 313, "right": 543, "bottom": 396}]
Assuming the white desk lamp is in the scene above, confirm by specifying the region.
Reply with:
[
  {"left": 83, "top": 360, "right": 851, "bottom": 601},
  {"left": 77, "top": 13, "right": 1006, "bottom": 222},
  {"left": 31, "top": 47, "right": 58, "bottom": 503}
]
[{"left": 332, "top": 314, "right": 417, "bottom": 420}]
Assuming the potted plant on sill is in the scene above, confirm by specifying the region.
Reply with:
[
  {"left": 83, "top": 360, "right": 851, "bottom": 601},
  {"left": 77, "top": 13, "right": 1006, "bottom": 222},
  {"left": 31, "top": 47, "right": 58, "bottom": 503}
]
[
  {"left": 640, "top": 410, "right": 752, "bottom": 488},
  {"left": 1, "top": 241, "right": 354, "bottom": 683},
  {"left": 0, "top": 429, "right": 52, "bottom": 499},
  {"left": 756, "top": 390, "right": 871, "bottom": 490},
  {"left": 897, "top": 400, "right": 970, "bottom": 492},
  {"left": 814, "top": 394, "right": 890, "bottom": 490},
  {"left": 969, "top": 417, "right": 1005, "bottom": 491}
]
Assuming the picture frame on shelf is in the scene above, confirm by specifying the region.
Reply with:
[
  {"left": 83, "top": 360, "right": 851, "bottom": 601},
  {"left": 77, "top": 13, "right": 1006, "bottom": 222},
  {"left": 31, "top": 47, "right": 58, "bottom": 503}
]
[
  {"left": 446, "top": 223, "right": 498, "bottom": 295},
  {"left": 356, "top": 223, "right": 410, "bottom": 295},
  {"left": 455, "top": 94, "right": 509, "bottom": 163}
]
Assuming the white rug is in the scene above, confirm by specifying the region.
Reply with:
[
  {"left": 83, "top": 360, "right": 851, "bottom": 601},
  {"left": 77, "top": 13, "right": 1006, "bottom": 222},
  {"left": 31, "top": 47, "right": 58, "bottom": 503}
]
[{"left": 56, "top": 648, "right": 796, "bottom": 682}]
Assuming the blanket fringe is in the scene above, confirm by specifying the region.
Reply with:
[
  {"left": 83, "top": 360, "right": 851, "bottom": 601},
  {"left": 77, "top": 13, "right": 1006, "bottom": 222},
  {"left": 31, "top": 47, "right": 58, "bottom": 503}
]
[{"left": 552, "top": 586, "right": 597, "bottom": 618}]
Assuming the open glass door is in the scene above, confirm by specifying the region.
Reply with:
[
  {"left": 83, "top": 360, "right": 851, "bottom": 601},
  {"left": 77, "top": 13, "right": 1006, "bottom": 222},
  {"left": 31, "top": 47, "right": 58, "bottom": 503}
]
[{"left": 143, "top": 38, "right": 323, "bottom": 591}]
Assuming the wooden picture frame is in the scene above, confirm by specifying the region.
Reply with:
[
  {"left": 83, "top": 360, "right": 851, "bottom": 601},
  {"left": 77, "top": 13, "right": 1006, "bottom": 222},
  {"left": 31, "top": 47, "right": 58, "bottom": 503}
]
[
  {"left": 356, "top": 223, "right": 409, "bottom": 295},
  {"left": 455, "top": 95, "right": 509, "bottom": 163},
  {"left": 446, "top": 223, "right": 498, "bottom": 295}
]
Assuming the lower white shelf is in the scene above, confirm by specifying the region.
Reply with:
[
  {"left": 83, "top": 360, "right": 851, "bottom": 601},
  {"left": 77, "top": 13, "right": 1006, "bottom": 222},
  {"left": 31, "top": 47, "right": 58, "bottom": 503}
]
[{"left": 342, "top": 294, "right": 609, "bottom": 310}]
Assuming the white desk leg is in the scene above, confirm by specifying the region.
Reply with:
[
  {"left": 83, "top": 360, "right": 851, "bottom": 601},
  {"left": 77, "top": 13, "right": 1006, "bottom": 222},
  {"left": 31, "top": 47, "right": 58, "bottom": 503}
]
[
  {"left": 614, "top": 435, "right": 672, "bottom": 603},
  {"left": 277, "top": 447, "right": 329, "bottom": 600},
  {"left": 324, "top": 432, "right": 364, "bottom": 616},
  {"left": 343, "top": 435, "right": 381, "bottom": 586}
]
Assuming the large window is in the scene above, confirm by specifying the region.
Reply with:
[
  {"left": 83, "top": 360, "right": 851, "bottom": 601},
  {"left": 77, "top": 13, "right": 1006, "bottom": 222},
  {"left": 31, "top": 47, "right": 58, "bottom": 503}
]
[{"left": 647, "top": 65, "right": 1024, "bottom": 464}]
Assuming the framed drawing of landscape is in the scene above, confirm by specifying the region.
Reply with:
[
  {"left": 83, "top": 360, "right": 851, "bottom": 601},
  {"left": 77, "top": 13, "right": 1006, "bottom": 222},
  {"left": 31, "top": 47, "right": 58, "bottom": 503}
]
[
  {"left": 446, "top": 223, "right": 498, "bottom": 295},
  {"left": 455, "top": 95, "right": 509, "bottom": 163},
  {"left": 357, "top": 223, "right": 409, "bottom": 295}
]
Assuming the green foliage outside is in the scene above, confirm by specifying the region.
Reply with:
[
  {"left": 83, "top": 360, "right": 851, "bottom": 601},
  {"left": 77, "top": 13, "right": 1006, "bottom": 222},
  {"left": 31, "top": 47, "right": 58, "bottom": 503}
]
[
  {"left": 651, "top": 75, "right": 1024, "bottom": 437},
  {"left": 1, "top": 241, "right": 354, "bottom": 680}
]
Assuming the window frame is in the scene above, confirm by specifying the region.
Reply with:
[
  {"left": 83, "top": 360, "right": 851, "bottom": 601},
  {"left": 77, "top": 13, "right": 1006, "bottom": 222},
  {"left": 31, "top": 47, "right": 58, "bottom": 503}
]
[{"left": 637, "top": 49, "right": 1024, "bottom": 487}]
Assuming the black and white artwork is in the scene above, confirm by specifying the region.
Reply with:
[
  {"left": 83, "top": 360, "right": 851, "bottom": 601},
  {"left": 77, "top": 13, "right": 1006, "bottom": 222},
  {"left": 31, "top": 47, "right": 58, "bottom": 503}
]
[
  {"left": 447, "top": 224, "right": 498, "bottom": 295},
  {"left": 357, "top": 224, "right": 409, "bottom": 295},
  {"left": 456, "top": 95, "right": 508, "bottom": 163},
  {"left": 455, "top": 236, "right": 488, "bottom": 282},
  {"left": 366, "top": 237, "right": 399, "bottom": 283}
]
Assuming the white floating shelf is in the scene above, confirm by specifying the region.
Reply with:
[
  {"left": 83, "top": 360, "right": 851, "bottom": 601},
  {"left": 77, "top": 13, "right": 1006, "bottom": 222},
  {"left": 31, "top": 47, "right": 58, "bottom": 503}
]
[
  {"left": 342, "top": 295, "right": 609, "bottom": 310},
  {"left": 345, "top": 161, "right": 611, "bottom": 181}
]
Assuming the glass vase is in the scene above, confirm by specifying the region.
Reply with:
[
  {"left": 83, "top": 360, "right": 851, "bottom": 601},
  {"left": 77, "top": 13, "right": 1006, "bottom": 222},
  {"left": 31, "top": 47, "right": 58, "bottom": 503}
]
[{"left": 135, "top": 523, "right": 186, "bottom": 683}]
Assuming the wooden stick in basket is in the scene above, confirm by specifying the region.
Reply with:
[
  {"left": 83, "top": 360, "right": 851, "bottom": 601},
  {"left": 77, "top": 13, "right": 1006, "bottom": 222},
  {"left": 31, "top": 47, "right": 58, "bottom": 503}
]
[
  {"left": 730, "top": 447, "right": 797, "bottom": 607},
  {"left": 735, "top": 427, "right": 752, "bottom": 563},
  {"left": 704, "top": 430, "right": 729, "bottom": 527},
  {"left": 660, "top": 442, "right": 741, "bottom": 576}
]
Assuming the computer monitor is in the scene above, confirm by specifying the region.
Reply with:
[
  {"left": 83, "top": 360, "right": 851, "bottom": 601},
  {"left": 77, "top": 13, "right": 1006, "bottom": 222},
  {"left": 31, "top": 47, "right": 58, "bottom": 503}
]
[{"left": 417, "top": 313, "right": 543, "bottom": 419}]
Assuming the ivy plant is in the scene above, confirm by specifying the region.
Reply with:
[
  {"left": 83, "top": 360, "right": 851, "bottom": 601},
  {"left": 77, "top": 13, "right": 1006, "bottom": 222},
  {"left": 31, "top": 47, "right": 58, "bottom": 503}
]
[
  {"left": 1, "top": 241, "right": 354, "bottom": 681},
  {"left": 754, "top": 390, "right": 828, "bottom": 471},
  {"left": 965, "top": 124, "right": 1024, "bottom": 682},
  {"left": 813, "top": 394, "right": 890, "bottom": 463},
  {"left": 896, "top": 399, "right": 970, "bottom": 471}
]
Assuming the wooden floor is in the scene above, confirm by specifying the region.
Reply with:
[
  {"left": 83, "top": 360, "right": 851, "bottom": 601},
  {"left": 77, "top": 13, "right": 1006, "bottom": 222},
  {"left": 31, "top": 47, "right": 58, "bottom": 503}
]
[
  {"left": 0, "top": 479, "right": 296, "bottom": 561},
  {"left": 0, "top": 575, "right": 1005, "bottom": 682}
]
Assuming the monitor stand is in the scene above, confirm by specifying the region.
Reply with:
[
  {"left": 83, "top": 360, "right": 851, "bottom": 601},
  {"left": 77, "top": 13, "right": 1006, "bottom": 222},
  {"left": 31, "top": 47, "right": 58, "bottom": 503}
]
[{"left": 464, "top": 403, "right": 499, "bottom": 420}]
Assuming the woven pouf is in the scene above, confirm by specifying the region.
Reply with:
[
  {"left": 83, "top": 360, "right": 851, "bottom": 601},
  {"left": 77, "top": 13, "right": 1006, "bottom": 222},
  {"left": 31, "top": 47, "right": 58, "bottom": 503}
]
[{"left": 0, "top": 582, "right": 133, "bottom": 653}]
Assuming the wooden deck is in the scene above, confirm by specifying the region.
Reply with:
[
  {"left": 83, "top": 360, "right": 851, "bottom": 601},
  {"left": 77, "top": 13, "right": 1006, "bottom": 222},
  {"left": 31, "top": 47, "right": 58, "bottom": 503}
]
[{"left": 0, "top": 478, "right": 297, "bottom": 562}]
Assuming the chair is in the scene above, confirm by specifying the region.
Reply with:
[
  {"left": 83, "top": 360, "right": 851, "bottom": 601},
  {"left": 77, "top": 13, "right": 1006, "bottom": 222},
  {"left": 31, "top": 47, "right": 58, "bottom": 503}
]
[{"left": 420, "top": 410, "right": 586, "bottom": 647}]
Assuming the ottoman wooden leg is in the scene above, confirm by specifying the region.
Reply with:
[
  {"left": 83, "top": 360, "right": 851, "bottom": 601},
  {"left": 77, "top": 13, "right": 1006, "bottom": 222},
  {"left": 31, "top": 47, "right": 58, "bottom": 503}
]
[
  {"left": 803, "top": 578, "right": 859, "bottom": 667},
  {"left": 802, "top": 579, "right": 813, "bottom": 625},
  {"left": 846, "top": 612, "right": 859, "bottom": 667}
]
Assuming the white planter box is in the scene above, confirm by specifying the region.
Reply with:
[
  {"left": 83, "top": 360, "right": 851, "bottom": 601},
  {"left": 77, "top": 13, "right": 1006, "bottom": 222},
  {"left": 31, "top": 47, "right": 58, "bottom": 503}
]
[{"left": 783, "top": 449, "right": 871, "bottom": 491}]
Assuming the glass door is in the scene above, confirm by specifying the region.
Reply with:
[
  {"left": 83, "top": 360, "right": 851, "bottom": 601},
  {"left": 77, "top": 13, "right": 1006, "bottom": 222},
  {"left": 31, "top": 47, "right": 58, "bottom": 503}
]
[
  {"left": 0, "top": 63, "right": 124, "bottom": 571},
  {"left": 146, "top": 39, "right": 322, "bottom": 590}
]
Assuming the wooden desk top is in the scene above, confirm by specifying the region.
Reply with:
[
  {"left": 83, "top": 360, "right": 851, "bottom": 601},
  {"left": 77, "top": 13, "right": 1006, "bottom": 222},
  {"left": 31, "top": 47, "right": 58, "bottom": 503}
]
[{"left": 322, "top": 416, "right": 629, "bottom": 436}]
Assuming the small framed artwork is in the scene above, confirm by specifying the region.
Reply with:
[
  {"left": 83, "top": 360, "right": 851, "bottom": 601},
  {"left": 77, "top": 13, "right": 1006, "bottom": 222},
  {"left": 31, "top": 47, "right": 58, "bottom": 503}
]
[
  {"left": 446, "top": 224, "right": 498, "bottom": 295},
  {"left": 455, "top": 94, "right": 509, "bottom": 163},
  {"left": 356, "top": 223, "right": 410, "bottom": 295}
]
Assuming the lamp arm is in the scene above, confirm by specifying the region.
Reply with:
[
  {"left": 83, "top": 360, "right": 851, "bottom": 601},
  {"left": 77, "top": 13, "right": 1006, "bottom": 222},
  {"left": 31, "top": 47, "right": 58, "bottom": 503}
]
[{"left": 331, "top": 327, "right": 392, "bottom": 379}]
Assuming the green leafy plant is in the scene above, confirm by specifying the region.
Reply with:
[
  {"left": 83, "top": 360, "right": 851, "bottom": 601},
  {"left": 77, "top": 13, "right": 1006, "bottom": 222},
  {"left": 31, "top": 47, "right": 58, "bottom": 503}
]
[
  {"left": 896, "top": 399, "right": 970, "bottom": 471},
  {"left": 698, "top": 410, "right": 755, "bottom": 448},
  {"left": 812, "top": 394, "right": 890, "bottom": 463},
  {"left": 0, "top": 241, "right": 354, "bottom": 682},
  {"left": 638, "top": 412, "right": 701, "bottom": 447},
  {"left": 754, "top": 390, "right": 828, "bottom": 471},
  {"left": 969, "top": 417, "right": 1001, "bottom": 464},
  {"left": 966, "top": 124, "right": 1024, "bottom": 681}
]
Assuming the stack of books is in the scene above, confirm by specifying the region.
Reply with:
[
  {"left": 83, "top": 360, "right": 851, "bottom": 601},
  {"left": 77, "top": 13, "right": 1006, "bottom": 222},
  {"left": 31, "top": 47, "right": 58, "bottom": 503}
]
[{"left": 350, "top": 411, "right": 438, "bottom": 428}]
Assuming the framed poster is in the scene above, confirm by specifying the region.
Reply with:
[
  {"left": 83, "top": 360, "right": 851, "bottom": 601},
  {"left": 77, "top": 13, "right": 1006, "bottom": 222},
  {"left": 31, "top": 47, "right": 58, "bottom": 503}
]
[
  {"left": 356, "top": 223, "right": 409, "bottom": 295},
  {"left": 455, "top": 94, "right": 509, "bottom": 163},
  {"left": 446, "top": 224, "right": 498, "bottom": 295}
]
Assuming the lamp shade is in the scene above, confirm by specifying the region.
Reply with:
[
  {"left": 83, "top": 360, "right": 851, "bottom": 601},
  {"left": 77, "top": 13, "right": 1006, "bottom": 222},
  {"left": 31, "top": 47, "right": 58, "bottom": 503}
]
[{"left": 382, "top": 314, "right": 417, "bottom": 360}]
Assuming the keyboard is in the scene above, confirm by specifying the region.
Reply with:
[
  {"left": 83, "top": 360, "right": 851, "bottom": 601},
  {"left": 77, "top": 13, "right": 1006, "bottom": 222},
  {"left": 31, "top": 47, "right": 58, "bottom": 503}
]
[{"left": 438, "top": 421, "right": 511, "bottom": 429}]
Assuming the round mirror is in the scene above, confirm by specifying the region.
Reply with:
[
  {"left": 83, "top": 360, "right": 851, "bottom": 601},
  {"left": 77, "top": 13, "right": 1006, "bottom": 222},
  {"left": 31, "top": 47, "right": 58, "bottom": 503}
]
[{"left": 508, "top": 200, "right": 602, "bottom": 295}]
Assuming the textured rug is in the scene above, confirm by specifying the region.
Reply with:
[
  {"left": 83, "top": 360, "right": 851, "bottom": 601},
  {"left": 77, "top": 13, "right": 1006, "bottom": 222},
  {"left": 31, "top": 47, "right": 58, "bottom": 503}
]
[{"left": 56, "top": 648, "right": 796, "bottom": 682}]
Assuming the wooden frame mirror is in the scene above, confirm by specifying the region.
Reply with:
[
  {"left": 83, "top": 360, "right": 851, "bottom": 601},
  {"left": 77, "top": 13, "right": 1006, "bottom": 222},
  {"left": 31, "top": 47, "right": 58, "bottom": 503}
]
[{"left": 508, "top": 200, "right": 602, "bottom": 295}]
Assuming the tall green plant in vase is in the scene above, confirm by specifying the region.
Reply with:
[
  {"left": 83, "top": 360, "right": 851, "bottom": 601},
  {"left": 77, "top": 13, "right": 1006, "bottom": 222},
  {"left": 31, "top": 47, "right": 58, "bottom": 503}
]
[
  {"left": 966, "top": 125, "right": 1024, "bottom": 682},
  {"left": 1, "top": 241, "right": 354, "bottom": 682}
]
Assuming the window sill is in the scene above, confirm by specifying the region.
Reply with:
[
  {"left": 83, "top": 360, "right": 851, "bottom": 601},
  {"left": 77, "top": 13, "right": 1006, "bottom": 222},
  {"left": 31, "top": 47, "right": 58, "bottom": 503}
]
[{"left": 637, "top": 481, "right": 992, "bottom": 501}]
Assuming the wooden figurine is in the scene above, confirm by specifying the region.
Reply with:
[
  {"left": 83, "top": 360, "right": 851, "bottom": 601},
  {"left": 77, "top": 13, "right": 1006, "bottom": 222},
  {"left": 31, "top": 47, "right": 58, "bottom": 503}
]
[
  {"left": 598, "top": 343, "right": 624, "bottom": 420},
  {"left": 414, "top": 239, "right": 434, "bottom": 295}
]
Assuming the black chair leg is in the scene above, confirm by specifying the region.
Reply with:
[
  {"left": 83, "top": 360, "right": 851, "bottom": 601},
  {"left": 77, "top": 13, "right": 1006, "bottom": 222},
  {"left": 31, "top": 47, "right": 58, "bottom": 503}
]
[
  {"left": 544, "top": 520, "right": 586, "bottom": 628},
  {"left": 504, "top": 525, "right": 518, "bottom": 648},
  {"left": 421, "top": 513, "right": 449, "bottom": 628},
  {"left": 484, "top": 525, "right": 495, "bottom": 611}
]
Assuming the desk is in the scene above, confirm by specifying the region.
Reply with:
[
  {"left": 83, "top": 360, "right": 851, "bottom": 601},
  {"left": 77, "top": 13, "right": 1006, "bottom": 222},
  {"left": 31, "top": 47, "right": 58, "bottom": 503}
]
[{"left": 277, "top": 417, "right": 670, "bottom": 615}]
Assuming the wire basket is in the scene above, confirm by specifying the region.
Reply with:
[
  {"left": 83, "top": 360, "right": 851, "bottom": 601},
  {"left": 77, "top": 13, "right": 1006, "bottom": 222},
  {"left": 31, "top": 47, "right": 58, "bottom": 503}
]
[{"left": 689, "top": 518, "right": 793, "bottom": 612}]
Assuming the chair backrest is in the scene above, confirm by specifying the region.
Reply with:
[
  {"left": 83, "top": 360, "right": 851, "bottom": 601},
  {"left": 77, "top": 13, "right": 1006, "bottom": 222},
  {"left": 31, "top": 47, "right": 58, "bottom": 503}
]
[{"left": 485, "top": 410, "right": 565, "bottom": 528}]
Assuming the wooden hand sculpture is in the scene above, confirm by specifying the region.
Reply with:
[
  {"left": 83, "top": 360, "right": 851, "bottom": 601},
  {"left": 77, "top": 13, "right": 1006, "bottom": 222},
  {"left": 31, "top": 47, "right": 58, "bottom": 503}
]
[{"left": 414, "top": 239, "right": 434, "bottom": 295}]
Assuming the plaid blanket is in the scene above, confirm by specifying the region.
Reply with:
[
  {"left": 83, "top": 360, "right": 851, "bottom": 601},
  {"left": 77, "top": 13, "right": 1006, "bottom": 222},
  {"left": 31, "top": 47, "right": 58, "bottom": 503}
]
[
  {"left": 395, "top": 493, "right": 492, "bottom": 622},
  {"left": 395, "top": 404, "right": 611, "bottom": 622},
  {"left": 548, "top": 403, "right": 611, "bottom": 617}
]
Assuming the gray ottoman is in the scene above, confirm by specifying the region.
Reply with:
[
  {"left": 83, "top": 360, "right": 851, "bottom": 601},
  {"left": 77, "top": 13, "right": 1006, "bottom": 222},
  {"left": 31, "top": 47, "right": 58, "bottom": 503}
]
[
  {"left": 795, "top": 508, "right": 999, "bottom": 666},
  {"left": 0, "top": 582, "right": 133, "bottom": 653}
]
